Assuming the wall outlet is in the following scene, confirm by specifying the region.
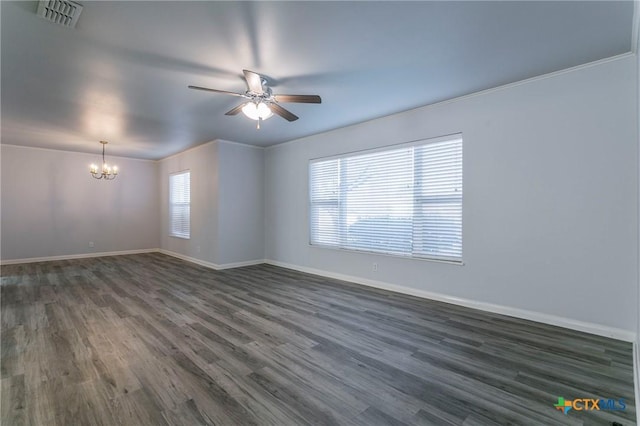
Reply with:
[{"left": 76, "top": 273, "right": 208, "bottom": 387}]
[
  {"left": 372, "top": 262, "right": 378, "bottom": 272},
  {"left": 89, "top": 241, "right": 95, "bottom": 248},
  {"left": 197, "top": 245, "right": 201, "bottom": 253}
]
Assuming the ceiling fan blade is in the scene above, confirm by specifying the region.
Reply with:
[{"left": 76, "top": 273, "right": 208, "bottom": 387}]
[
  {"left": 243, "top": 69, "right": 264, "bottom": 95},
  {"left": 188, "top": 85, "right": 245, "bottom": 97},
  {"left": 270, "top": 103, "right": 299, "bottom": 122},
  {"left": 273, "top": 94, "right": 322, "bottom": 104},
  {"left": 225, "top": 103, "right": 246, "bottom": 116}
]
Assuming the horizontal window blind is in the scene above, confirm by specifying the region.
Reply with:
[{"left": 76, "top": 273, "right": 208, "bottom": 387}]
[
  {"left": 170, "top": 171, "right": 190, "bottom": 239},
  {"left": 309, "top": 135, "right": 462, "bottom": 262}
]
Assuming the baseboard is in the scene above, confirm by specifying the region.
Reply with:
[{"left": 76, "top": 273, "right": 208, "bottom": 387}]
[
  {"left": 158, "top": 249, "right": 265, "bottom": 271},
  {"left": 265, "top": 259, "right": 636, "bottom": 342},
  {"left": 0, "top": 248, "right": 159, "bottom": 265},
  {"left": 0, "top": 248, "right": 266, "bottom": 271}
]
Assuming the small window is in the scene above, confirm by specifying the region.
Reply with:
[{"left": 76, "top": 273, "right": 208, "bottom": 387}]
[
  {"left": 309, "top": 134, "right": 462, "bottom": 262},
  {"left": 169, "top": 171, "right": 190, "bottom": 239}
]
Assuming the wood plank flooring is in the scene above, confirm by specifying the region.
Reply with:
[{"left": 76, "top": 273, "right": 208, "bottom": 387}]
[{"left": 1, "top": 253, "right": 635, "bottom": 425}]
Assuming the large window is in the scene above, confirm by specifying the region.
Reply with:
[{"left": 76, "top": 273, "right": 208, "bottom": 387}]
[
  {"left": 309, "top": 134, "right": 462, "bottom": 262},
  {"left": 170, "top": 170, "right": 191, "bottom": 239}
]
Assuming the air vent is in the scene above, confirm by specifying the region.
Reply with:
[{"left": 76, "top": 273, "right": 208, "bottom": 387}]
[{"left": 36, "top": 0, "right": 83, "bottom": 28}]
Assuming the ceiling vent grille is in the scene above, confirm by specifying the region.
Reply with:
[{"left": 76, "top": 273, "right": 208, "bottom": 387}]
[{"left": 36, "top": 0, "right": 83, "bottom": 28}]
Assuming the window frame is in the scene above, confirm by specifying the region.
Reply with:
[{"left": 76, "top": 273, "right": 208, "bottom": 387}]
[
  {"left": 169, "top": 170, "right": 191, "bottom": 239},
  {"left": 308, "top": 134, "right": 463, "bottom": 264}
]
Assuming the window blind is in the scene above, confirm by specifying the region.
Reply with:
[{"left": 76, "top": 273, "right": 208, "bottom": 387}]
[
  {"left": 170, "top": 171, "right": 190, "bottom": 239},
  {"left": 309, "top": 135, "right": 462, "bottom": 262}
]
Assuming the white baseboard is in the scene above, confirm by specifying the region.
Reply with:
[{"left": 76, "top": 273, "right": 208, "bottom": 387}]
[
  {"left": 0, "top": 248, "right": 159, "bottom": 265},
  {"left": 158, "top": 249, "right": 265, "bottom": 271},
  {"left": 0, "top": 247, "right": 265, "bottom": 271},
  {"left": 265, "top": 259, "right": 636, "bottom": 342}
]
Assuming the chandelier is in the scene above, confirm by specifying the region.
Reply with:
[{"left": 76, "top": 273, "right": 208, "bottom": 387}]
[{"left": 90, "top": 141, "right": 118, "bottom": 180}]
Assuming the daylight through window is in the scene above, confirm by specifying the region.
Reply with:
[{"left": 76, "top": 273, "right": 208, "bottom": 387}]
[
  {"left": 170, "top": 170, "right": 191, "bottom": 239},
  {"left": 309, "top": 134, "right": 462, "bottom": 262}
]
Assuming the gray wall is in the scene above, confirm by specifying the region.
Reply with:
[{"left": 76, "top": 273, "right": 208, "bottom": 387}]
[
  {"left": 636, "top": 38, "right": 640, "bottom": 368},
  {"left": 217, "top": 141, "right": 264, "bottom": 264},
  {"left": 264, "top": 55, "right": 638, "bottom": 332},
  {"left": 159, "top": 141, "right": 219, "bottom": 263},
  {"left": 1, "top": 145, "right": 159, "bottom": 260},
  {"left": 158, "top": 140, "right": 264, "bottom": 266}
]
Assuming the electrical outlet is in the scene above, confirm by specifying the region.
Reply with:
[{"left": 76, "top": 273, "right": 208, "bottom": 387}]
[
  {"left": 372, "top": 262, "right": 378, "bottom": 272},
  {"left": 89, "top": 241, "right": 94, "bottom": 248},
  {"left": 197, "top": 246, "right": 201, "bottom": 253}
]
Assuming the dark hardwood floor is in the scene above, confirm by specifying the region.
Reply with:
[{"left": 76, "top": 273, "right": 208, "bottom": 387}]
[{"left": 1, "top": 253, "right": 636, "bottom": 425}]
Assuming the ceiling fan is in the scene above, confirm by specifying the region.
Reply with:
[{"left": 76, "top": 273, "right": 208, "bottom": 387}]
[{"left": 188, "top": 69, "right": 321, "bottom": 129}]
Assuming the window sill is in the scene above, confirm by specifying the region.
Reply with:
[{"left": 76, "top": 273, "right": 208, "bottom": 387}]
[
  {"left": 169, "top": 234, "right": 190, "bottom": 240},
  {"left": 309, "top": 243, "right": 464, "bottom": 266}
]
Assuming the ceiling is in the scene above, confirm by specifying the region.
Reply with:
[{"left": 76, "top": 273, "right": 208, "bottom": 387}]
[{"left": 1, "top": 1, "right": 635, "bottom": 160}]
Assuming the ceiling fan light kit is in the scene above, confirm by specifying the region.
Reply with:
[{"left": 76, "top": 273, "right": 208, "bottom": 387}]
[
  {"left": 188, "top": 69, "right": 321, "bottom": 129},
  {"left": 242, "top": 102, "right": 273, "bottom": 121}
]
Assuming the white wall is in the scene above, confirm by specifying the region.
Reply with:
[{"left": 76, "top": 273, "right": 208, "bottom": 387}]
[
  {"left": 1, "top": 145, "right": 159, "bottom": 260},
  {"left": 265, "top": 55, "right": 638, "bottom": 333},
  {"left": 158, "top": 140, "right": 264, "bottom": 266}
]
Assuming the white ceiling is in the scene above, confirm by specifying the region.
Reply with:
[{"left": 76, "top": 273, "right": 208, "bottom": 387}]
[{"left": 1, "top": 1, "right": 634, "bottom": 160}]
